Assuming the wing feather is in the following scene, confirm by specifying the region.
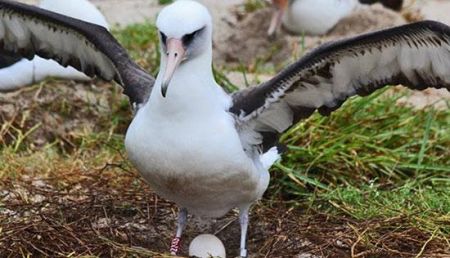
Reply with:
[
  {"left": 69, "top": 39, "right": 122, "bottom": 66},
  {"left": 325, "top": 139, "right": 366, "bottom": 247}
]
[
  {"left": 0, "top": 0, "right": 154, "bottom": 107},
  {"left": 231, "top": 21, "right": 450, "bottom": 152}
]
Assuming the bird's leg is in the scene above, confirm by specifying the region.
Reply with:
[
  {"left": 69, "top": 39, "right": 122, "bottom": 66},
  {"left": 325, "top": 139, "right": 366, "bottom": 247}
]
[
  {"left": 170, "top": 208, "right": 187, "bottom": 255},
  {"left": 239, "top": 205, "right": 250, "bottom": 257}
]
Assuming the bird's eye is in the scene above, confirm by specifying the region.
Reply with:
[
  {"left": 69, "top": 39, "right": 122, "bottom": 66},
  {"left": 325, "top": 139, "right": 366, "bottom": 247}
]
[
  {"left": 182, "top": 27, "right": 204, "bottom": 46},
  {"left": 160, "top": 31, "right": 167, "bottom": 45}
]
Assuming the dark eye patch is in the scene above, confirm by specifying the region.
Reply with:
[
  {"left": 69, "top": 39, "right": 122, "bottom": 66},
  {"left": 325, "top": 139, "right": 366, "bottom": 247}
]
[
  {"left": 160, "top": 31, "right": 167, "bottom": 45},
  {"left": 182, "top": 27, "right": 205, "bottom": 47}
]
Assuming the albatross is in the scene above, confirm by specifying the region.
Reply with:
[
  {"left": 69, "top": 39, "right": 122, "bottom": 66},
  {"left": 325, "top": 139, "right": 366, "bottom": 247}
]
[
  {"left": 0, "top": 0, "right": 108, "bottom": 92},
  {"left": 1, "top": 0, "right": 449, "bottom": 256},
  {"left": 268, "top": 0, "right": 404, "bottom": 37}
]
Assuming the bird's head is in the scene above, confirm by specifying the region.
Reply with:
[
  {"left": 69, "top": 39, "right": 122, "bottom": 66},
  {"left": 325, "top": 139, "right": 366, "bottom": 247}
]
[
  {"left": 156, "top": 0, "right": 213, "bottom": 97},
  {"left": 268, "top": 0, "right": 288, "bottom": 38}
]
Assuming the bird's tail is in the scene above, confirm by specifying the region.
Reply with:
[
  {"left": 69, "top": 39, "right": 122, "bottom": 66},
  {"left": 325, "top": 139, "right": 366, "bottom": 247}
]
[{"left": 260, "top": 146, "right": 283, "bottom": 170}]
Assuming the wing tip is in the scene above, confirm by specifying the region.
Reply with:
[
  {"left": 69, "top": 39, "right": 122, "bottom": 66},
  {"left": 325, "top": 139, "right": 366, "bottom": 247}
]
[{"left": 415, "top": 20, "right": 450, "bottom": 34}]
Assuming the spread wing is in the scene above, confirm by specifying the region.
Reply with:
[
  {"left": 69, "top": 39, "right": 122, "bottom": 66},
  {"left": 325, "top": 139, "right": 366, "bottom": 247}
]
[
  {"left": 230, "top": 21, "right": 450, "bottom": 152},
  {"left": 0, "top": 0, "right": 154, "bottom": 107}
]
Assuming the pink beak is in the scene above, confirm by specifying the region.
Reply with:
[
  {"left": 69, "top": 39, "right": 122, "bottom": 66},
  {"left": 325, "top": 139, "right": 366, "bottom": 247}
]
[{"left": 161, "top": 38, "right": 186, "bottom": 97}]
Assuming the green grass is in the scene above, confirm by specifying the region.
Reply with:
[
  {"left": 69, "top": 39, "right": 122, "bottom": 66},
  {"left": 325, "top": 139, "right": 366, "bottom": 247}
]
[
  {"left": 1, "top": 20, "right": 450, "bottom": 248},
  {"left": 320, "top": 182, "right": 449, "bottom": 230},
  {"left": 158, "top": 0, "right": 173, "bottom": 5},
  {"left": 112, "top": 22, "right": 161, "bottom": 75},
  {"left": 243, "top": 0, "right": 267, "bottom": 12},
  {"left": 275, "top": 89, "right": 449, "bottom": 189},
  {"left": 265, "top": 89, "right": 450, "bottom": 238}
]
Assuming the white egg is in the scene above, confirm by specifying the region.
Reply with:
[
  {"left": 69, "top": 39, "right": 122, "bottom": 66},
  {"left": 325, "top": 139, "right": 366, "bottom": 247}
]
[{"left": 188, "top": 234, "right": 226, "bottom": 258}]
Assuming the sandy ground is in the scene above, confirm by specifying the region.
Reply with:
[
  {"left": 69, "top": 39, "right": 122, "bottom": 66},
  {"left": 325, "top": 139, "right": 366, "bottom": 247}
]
[
  {"left": 20, "top": 0, "right": 243, "bottom": 28},
  {"left": 17, "top": 1, "right": 448, "bottom": 30},
  {"left": 71, "top": 1, "right": 450, "bottom": 28},
  {"left": 420, "top": 0, "right": 450, "bottom": 25},
  {"left": 18, "top": 0, "right": 450, "bottom": 26}
]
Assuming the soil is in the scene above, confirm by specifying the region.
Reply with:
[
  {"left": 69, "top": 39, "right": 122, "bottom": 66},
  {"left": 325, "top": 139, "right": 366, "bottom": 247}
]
[{"left": 0, "top": 80, "right": 130, "bottom": 150}]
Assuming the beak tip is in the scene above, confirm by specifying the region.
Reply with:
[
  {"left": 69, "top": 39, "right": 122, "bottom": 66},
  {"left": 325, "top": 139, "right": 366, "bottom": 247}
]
[{"left": 161, "top": 84, "right": 168, "bottom": 98}]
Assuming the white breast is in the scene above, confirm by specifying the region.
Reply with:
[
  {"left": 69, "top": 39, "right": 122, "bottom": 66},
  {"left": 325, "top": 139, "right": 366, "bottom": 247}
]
[{"left": 125, "top": 89, "right": 264, "bottom": 218}]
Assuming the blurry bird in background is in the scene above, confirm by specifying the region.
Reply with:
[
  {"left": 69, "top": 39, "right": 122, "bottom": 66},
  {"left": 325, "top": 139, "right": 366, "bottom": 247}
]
[
  {"left": 0, "top": 0, "right": 108, "bottom": 92},
  {"left": 268, "top": 0, "right": 404, "bottom": 37}
]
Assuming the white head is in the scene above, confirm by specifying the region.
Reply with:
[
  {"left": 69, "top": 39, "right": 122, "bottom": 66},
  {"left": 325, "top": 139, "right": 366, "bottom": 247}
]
[{"left": 156, "top": 0, "right": 213, "bottom": 97}]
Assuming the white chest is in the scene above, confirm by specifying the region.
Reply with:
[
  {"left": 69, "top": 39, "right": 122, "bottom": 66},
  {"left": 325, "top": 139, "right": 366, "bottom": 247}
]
[{"left": 124, "top": 106, "right": 260, "bottom": 217}]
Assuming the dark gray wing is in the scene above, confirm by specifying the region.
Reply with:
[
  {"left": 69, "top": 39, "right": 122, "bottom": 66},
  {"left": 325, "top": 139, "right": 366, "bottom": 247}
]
[
  {"left": 230, "top": 20, "right": 450, "bottom": 152},
  {"left": 0, "top": 0, "right": 154, "bottom": 107},
  {"left": 0, "top": 49, "right": 21, "bottom": 68}
]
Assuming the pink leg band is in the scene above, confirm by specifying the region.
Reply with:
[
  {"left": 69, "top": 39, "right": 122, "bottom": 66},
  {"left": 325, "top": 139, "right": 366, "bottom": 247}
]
[{"left": 170, "top": 236, "right": 181, "bottom": 255}]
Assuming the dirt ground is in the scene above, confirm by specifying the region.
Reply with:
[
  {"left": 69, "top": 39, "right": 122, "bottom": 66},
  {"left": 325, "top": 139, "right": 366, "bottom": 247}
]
[
  {"left": 2, "top": 1, "right": 450, "bottom": 257},
  {"left": 1, "top": 148, "right": 448, "bottom": 257}
]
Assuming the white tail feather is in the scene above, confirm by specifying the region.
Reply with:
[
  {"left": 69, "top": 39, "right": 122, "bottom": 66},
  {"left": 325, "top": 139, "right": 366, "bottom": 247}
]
[{"left": 260, "top": 147, "right": 281, "bottom": 170}]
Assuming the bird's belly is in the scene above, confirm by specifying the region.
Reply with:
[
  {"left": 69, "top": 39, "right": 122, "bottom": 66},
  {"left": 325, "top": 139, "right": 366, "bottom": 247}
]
[
  {"left": 125, "top": 112, "right": 261, "bottom": 217},
  {"left": 137, "top": 160, "right": 259, "bottom": 218}
]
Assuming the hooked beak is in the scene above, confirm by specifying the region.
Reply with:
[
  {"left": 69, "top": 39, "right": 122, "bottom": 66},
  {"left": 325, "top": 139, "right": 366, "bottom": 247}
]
[
  {"left": 268, "top": 0, "right": 288, "bottom": 38},
  {"left": 161, "top": 38, "right": 186, "bottom": 97}
]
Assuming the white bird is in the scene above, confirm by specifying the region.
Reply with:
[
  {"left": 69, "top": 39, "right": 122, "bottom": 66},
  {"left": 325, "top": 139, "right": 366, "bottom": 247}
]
[
  {"left": 268, "top": 0, "right": 404, "bottom": 37},
  {"left": 0, "top": 0, "right": 449, "bottom": 256},
  {"left": 0, "top": 0, "right": 108, "bottom": 92}
]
